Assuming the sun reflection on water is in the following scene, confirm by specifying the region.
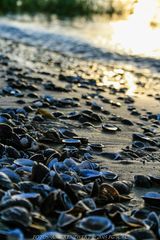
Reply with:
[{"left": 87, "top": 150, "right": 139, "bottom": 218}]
[
  {"left": 102, "top": 69, "right": 137, "bottom": 96},
  {"left": 111, "top": 0, "right": 160, "bottom": 57}
]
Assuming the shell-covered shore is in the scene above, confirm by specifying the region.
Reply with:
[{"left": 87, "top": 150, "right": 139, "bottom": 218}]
[{"left": 0, "top": 38, "right": 160, "bottom": 239}]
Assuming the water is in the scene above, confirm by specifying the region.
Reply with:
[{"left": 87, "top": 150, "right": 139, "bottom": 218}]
[{"left": 0, "top": 0, "right": 160, "bottom": 71}]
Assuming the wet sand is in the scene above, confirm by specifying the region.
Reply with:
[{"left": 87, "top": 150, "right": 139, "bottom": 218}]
[
  {"left": 0, "top": 38, "right": 160, "bottom": 182},
  {"left": 0, "top": 38, "right": 160, "bottom": 238}
]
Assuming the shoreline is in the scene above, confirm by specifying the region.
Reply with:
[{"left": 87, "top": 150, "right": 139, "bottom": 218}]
[{"left": 0, "top": 38, "right": 160, "bottom": 239}]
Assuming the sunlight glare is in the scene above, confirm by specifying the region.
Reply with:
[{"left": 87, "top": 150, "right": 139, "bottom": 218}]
[{"left": 111, "top": 0, "right": 160, "bottom": 57}]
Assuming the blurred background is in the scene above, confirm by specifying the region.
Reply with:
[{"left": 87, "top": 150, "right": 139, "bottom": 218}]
[
  {"left": 0, "top": 0, "right": 160, "bottom": 60},
  {"left": 0, "top": 0, "right": 138, "bottom": 18}
]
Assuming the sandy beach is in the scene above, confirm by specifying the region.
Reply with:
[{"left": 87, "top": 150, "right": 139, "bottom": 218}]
[{"left": 0, "top": 20, "right": 160, "bottom": 238}]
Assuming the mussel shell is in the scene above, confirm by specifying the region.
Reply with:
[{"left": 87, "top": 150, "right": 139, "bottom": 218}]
[
  {"left": 101, "top": 171, "right": 118, "bottom": 181},
  {"left": 89, "top": 143, "right": 104, "bottom": 151},
  {"left": 57, "top": 212, "right": 79, "bottom": 228},
  {"left": 59, "top": 128, "right": 77, "bottom": 138},
  {"left": 120, "top": 213, "right": 145, "bottom": 228},
  {"left": 134, "top": 175, "right": 152, "bottom": 188},
  {"left": 112, "top": 181, "right": 133, "bottom": 194},
  {"left": 0, "top": 197, "right": 33, "bottom": 212},
  {"left": 0, "top": 168, "right": 21, "bottom": 183},
  {"left": 1, "top": 206, "right": 32, "bottom": 227},
  {"left": 142, "top": 192, "right": 160, "bottom": 207},
  {"left": 0, "top": 123, "right": 13, "bottom": 139},
  {"left": 102, "top": 124, "right": 119, "bottom": 133},
  {"left": 31, "top": 163, "right": 50, "bottom": 183},
  {"left": 0, "top": 229, "right": 24, "bottom": 240},
  {"left": 79, "top": 169, "right": 101, "bottom": 182},
  {"left": 14, "top": 158, "right": 34, "bottom": 167},
  {"left": 75, "top": 216, "right": 115, "bottom": 236},
  {"left": 149, "top": 175, "right": 160, "bottom": 185},
  {"left": 0, "top": 172, "right": 13, "bottom": 190},
  {"left": 79, "top": 160, "right": 99, "bottom": 171},
  {"left": 62, "top": 139, "right": 81, "bottom": 147},
  {"left": 128, "top": 228, "right": 157, "bottom": 240}
]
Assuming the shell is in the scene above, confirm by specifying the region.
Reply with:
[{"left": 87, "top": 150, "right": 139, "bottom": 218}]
[
  {"left": 31, "top": 163, "right": 50, "bottom": 183},
  {"left": 75, "top": 216, "right": 115, "bottom": 236},
  {"left": 127, "top": 228, "right": 157, "bottom": 240},
  {"left": 79, "top": 169, "right": 101, "bottom": 182},
  {"left": 142, "top": 192, "right": 160, "bottom": 207},
  {"left": 101, "top": 171, "right": 118, "bottom": 181},
  {"left": 57, "top": 212, "right": 79, "bottom": 228},
  {"left": 1, "top": 206, "right": 32, "bottom": 227},
  {"left": 0, "top": 229, "right": 24, "bottom": 240},
  {"left": 0, "top": 123, "right": 13, "bottom": 139},
  {"left": 0, "top": 172, "right": 13, "bottom": 190},
  {"left": 62, "top": 139, "right": 81, "bottom": 147},
  {"left": 112, "top": 181, "right": 133, "bottom": 195},
  {"left": 102, "top": 124, "right": 119, "bottom": 133}
]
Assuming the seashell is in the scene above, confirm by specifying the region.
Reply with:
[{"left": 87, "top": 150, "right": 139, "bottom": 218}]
[
  {"left": 121, "top": 118, "right": 134, "bottom": 126},
  {"left": 89, "top": 143, "right": 104, "bottom": 151},
  {"left": 98, "top": 183, "right": 130, "bottom": 203},
  {"left": 62, "top": 146, "right": 79, "bottom": 158},
  {"left": 79, "top": 160, "right": 98, "bottom": 171},
  {"left": 15, "top": 166, "right": 32, "bottom": 174},
  {"left": 31, "top": 211, "right": 52, "bottom": 231},
  {"left": 63, "top": 159, "right": 79, "bottom": 173},
  {"left": 67, "top": 111, "right": 81, "bottom": 120},
  {"left": 60, "top": 173, "right": 77, "bottom": 184},
  {"left": 47, "top": 158, "right": 59, "bottom": 170},
  {"left": 13, "top": 192, "right": 42, "bottom": 205},
  {"left": 79, "top": 169, "right": 101, "bottom": 182},
  {"left": 132, "top": 133, "right": 157, "bottom": 146},
  {"left": 132, "top": 141, "right": 146, "bottom": 148},
  {"left": 142, "top": 192, "right": 160, "bottom": 207},
  {"left": 149, "top": 175, "right": 160, "bottom": 185},
  {"left": 59, "top": 128, "right": 78, "bottom": 138},
  {"left": 0, "top": 229, "right": 24, "bottom": 240},
  {"left": 112, "top": 181, "right": 133, "bottom": 194},
  {"left": 132, "top": 208, "right": 150, "bottom": 220},
  {"left": 62, "top": 139, "right": 81, "bottom": 147},
  {"left": 106, "top": 203, "right": 128, "bottom": 216},
  {"left": 43, "top": 129, "right": 61, "bottom": 142},
  {"left": 14, "top": 158, "right": 34, "bottom": 167},
  {"left": 120, "top": 213, "right": 145, "bottom": 228},
  {"left": 102, "top": 124, "right": 119, "bottom": 133},
  {"left": 0, "top": 197, "right": 33, "bottom": 212},
  {"left": 31, "top": 163, "right": 50, "bottom": 183},
  {"left": 5, "top": 146, "right": 21, "bottom": 158},
  {"left": 134, "top": 175, "right": 152, "bottom": 188},
  {"left": 101, "top": 171, "right": 118, "bottom": 181},
  {"left": 30, "top": 154, "right": 45, "bottom": 163},
  {"left": 20, "top": 134, "right": 34, "bottom": 148},
  {"left": 53, "top": 161, "right": 69, "bottom": 173},
  {"left": 128, "top": 228, "right": 157, "bottom": 240},
  {"left": 57, "top": 212, "right": 79, "bottom": 228},
  {"left": 0, "top": 123, "right": 13, "bottom": 139},
  {"left": 0, "top": 168, "right": 21, "bottom": 183},
  {"left": 73, "top": 137, "right": 88, "bottom": 144},
  {"left": 74, "top": 198, "right": 96, "bottom": 213},
  {"left": 44, "top": 148, "right": 60, "bottom": 159},
  {"left": 41, "top": 190, "right": 73, "bottom": 216},
  {"left": 91, "top": 101, "right": 103, "bottom": 111},
  {"left": 0, "top": 172, "right": 13, "bottom": 190},
  {"left": 100, "top": 151, "right": 123, "bottom": 160},
  {"left": 1, "top": 206, "right": 32, "bottom": 227},
  {"left": 75, "top": 216, "right": 115, "bottom": 236}
]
